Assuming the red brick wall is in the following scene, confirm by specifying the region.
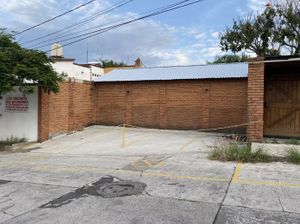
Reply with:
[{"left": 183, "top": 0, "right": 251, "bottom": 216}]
[
  {"left": 48, "top": 83, "right": 70, "bottom": 134},
  {"left": 39, "top": 78, "right": 248, "bottom": 142},
  {"left": 209, "top": 80, "right": 248, "bottom": 129},
  {"left": 38, "top": 80, "right": 95, "bottom": 142},
  {"left": 247, "top": 59, "right": 265, "bottom": 142},
  {"left": 95, "top": 79, "right": 248, "bottom": 131},
  {"left": 38, "top": 88, "right": 50, "bottom": 142}
]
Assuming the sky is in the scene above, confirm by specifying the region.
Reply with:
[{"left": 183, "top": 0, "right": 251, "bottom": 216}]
[{"left": 0, "top": 0, "right": 271, "bottom": 66}]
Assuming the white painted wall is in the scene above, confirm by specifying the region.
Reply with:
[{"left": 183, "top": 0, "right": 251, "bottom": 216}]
[
  {"left": 0, "top": 86, "right": 38, "bottom": 142},
  {"left": 52, "top": 61, "right": 104, "bottom": 81}
]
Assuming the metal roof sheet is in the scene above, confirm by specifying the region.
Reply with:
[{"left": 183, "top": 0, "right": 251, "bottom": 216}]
[{"left": 95, "top": 63, "right": 248, "bottom": 82}]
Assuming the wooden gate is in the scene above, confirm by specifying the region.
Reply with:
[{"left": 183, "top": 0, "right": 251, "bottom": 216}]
[{"left": 264, "top": 77, "right": 300, "bottom": 137}]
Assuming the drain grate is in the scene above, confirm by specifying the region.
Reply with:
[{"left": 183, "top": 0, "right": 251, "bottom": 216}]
[{"left": 40, "top": 176, "right": 146, "bottom": 208}]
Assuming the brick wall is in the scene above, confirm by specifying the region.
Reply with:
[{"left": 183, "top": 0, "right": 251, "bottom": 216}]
[
  {"left": 38, "top": 80, "right": 95, "bottom": 142},
  {"left": 247, "top": 59, "right": 265, "bottom": 142},
  {"left": 38, "top": 78, "right": 248, "bottom": 142},
  {"left": 94, "top": 79, "right": 248, "bottom": 131}
]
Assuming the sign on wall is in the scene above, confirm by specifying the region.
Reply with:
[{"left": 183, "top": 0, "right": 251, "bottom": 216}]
[{"left": 5, "top": 96, "right": 29, "bottom": 112}]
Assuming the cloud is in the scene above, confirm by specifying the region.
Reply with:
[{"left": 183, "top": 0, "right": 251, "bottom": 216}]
[{"left": 0, "top": 0, "right": 221, "bottom": 66}]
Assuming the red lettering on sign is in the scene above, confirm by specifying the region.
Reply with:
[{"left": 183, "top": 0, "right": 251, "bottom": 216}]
[{"left": 5, "top": 96, "right": 29, "bottom": 112}]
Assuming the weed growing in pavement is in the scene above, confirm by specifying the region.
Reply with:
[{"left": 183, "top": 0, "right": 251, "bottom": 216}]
[
  {"left": 209, "top": 141, "right": 272, "bottom": 163},
  {"left": 0, "top": 137, "right": 26, "bottom": 151},
  {"left": 287, "top": 148, "right": 300, "bottom": 164},
  {"left": 286, "top": 138, "right": 300, "bottom": 145}
]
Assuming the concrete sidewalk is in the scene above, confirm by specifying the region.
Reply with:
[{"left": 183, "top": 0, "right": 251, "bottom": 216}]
[{"left": 0, "top": 126, "right": 299, "bottom": 223}]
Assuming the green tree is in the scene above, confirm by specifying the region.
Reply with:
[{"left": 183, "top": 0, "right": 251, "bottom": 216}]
[
  {"left": 99, "top": 59, "right": 127, "bottom": 68},
  {"left": 275, "top": 0, "right": 300, "bottom": 55},
  {"left": 220, "top": 7, "right": 279, "bottom": 57},
  {"left": 220, "top": 1, "right": 300, "bottom": 57},
  {"left": 0, "top": 30, "right": 64, "bottom": 95},
  {"left": 209, "top": 54, "right": 250, "bottom": 64}
]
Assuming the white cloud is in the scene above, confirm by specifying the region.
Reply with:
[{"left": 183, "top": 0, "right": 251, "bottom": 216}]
[
  {"left": 0, "top": 0, "right": 221, "bottom": 66},
  {"left": 211, "top": 32, "right": 220, "bottom": 38},
  {"left": 0, "top": 0, "right": 58, "bottom": 26},
  {"left": 248, "top": 0, "right": 267, "bottom": 11}
]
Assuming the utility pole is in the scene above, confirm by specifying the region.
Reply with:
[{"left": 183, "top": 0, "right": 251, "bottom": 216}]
[{"left": 86, "top": 44, "right": 89, "bottom": 64}]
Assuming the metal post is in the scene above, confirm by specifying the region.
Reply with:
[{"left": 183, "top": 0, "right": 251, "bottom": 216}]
[{"left": 121, "top": 124, "right": 126, "bottom": 148}]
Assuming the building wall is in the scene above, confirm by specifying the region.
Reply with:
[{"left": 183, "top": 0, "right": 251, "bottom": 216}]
[
  {"left": 52, "top": 61, "right": 104, "bottom": 81},
  {"left": 38, "top": 80, "right": 95, "bottom": 141},
  {"left": 0, "top": 87, "right": 38, "bottom": 142},
  {"left": 94, "top": 79, "right": 248, "bottom": 131}
]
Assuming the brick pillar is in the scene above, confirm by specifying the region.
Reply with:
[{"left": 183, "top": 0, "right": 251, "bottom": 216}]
[
  {"left": 38, "top": 88, "right": 50, "bottom": 142},
  {"left": 247, "top": 58, "right": 265, "bottom": 142}
]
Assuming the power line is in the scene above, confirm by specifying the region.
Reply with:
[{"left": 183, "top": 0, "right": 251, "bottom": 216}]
[
  {"left": 22, "top": 0, "right": 134, "bottom": 46},
  {"left": 47, "top": 0, "right": 204, "bottom": 51},
  {"left": 29, "top": 0, "right": 185, "bottom": 48},
  {"left": 14, "top": 0, "right": 97, "bottom": 36},
  {"left": 37, "top": 0, "right": 203, "bottom": 51}
]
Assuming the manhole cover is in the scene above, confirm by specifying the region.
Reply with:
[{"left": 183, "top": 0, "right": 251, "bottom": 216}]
[{"left": 96, "top": 180, "right": 146, "bottom": 198}]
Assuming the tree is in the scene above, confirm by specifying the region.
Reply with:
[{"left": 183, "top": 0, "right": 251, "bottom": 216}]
[
  {"left": 209, "top": 54, "right": 250, "bottom": 64},
  {"left": 275, "top": 0, "right": 300, "bottom": 55},
  {"left": 220, "top": 7, "right": 278, "bottom": 57},
  {"left": 0, "top": 30, "right": 64, "bottom": 95},
  {"left": 220, "top": 0, "right": 300, "bottom": 56},
  {"left": 99, "top": 59, "right": 127, "bottom": 68}
]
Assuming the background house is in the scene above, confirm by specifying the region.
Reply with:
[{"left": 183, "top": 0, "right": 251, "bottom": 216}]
[{"left": 50, "top": 44, "right": 104, "bottom": 81}]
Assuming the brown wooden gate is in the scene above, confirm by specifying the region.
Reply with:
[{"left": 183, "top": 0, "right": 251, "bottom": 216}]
[{"left": 264, "top": 77, "right": 300, "bottom": 137}]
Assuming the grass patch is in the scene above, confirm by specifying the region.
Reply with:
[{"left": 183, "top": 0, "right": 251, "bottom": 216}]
[
  {"left": 286, "top": 138, "right": 300, "bottom": 145},
  {"left": 0, "top": 137, "right": 26, "bottom": 151},
  {"left": 287, "top": 148, "right": 300, "bottom": 164},
  {"left": 209, "top": 142, "right": 272, "bottom": 163}
]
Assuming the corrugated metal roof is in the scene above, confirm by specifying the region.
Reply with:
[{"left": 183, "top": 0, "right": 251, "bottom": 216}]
[{"left": 95, "top": 63, "right": 248, "bottom": 82}]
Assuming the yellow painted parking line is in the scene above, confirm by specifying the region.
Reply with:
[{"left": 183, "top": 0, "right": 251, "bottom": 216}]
[
  {"left": 158, "top": 161, "right": 166, "bottom": 167},
  {"left": 144, "top": 172, "right": 229, "bottom": 183},
  {"left": 130, "top": 159, "right": 165, "bottom": 168},
  {"left": 143, "top": 160, "right": 153, "bottom": 167},
  {"left": 237, "top": 179, "right": 300, "bottom": 188},
  {"left": 180, "top": 138, "right": 197, "bottom": 151},
  {"left": 232, "top": 162, "right": 243, "bottom": 182},
  {"left": 1, "top": 162, "right": 300, "bottom": 189},
  {"left": 121, "top": 124, "right": 126, "bottom": 148},
  {"left": 123, "top": 136, "right": 146, "bottom": 148}
]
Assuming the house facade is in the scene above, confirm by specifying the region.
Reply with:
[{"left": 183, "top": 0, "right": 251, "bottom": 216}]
[{"left": 1, "top": 56, "right": 299, "bottom": 143}]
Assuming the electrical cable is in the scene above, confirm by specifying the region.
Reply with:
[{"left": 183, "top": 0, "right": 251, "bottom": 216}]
[{"left": 14, "top": 0, "right": 97, "bottom": 36}]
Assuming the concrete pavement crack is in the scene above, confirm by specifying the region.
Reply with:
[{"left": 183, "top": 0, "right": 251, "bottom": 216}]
[
  {"left": 275, "top": 186, "right": 285, "bottom": 212},
  {"left": 144, "top": 191, "right": 152, "bottom": 197},
  {"left": 212, "top": 162, "right": 238, "bottom": 224}
]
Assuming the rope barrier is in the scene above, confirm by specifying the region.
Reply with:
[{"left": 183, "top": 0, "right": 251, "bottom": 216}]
[
  {"left": 196, "top": 120, "right": 263, "bottom": 132},
  {"left": 118, "top": 120, "right": 263, "bottom": 148}
]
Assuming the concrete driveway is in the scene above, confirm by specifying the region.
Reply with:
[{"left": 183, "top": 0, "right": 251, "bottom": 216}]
[{"left": 0, "top": 126, "right": 299, "bottom": 224}]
